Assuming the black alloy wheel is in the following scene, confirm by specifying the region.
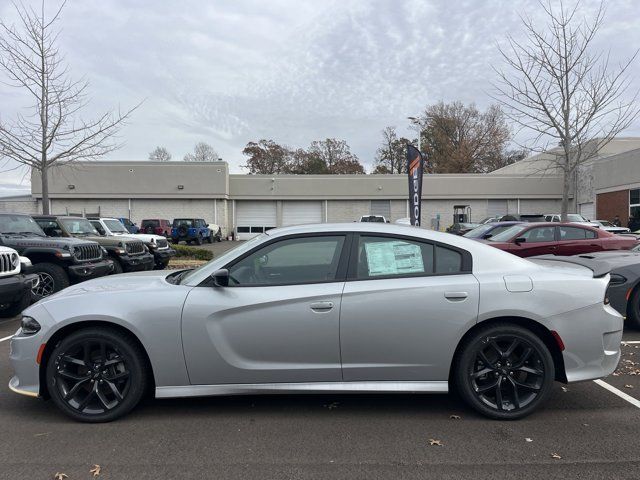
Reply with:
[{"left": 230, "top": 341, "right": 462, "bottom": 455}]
[
  {"left": 46, "top": 328, "right": 148, "bottom": 422},
  {"left": 455, "top": 324, "right": 554, "bottom": 419},
  {"left": 31, "top": 263, "right": 69, "bottom": 300}
]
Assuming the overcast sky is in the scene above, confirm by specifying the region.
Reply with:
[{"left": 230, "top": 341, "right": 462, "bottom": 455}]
[{"left": 1, "top": 0, "right": 639, "bottom": 195}]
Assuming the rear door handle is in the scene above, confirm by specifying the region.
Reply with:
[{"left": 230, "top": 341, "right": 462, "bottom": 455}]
[
  {"left": 310, "top": 301, "right": 334, "bottom": 312},
  {"left": 444, "top": 292, "right": 468, "bottom": 300}
]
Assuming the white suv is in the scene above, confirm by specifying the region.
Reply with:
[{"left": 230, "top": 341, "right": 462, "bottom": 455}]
[{"left": 544, "top": 214, "right": 600, "bottom": 228}]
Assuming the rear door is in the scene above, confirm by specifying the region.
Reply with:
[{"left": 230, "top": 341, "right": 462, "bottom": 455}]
[
  {"left": 339, "top": 234, "right": 479, "bottom": 382},
  {"left": 556, "top": 226, "right": 600, "bottom": 255}
]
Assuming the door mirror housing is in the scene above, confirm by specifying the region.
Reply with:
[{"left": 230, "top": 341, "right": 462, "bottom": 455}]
[
  {"left": 514, "top": 237, "right": 526, "bottom": 245},
  {"left": 482, "top": 233, "right": 493, "bottom": 239},
  {"left": 211, "top": 269, "right": 229, "bottom": 287}
]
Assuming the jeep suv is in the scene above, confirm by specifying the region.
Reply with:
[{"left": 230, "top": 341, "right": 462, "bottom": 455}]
[
  {"left": 0, "top": 246, "right": 38, "bottom": 317},
  {"left": 90, "top": 217, "right": 176, "bottom": 269},
  {"left": 141, "top": 219, "right": 171, "bottom": 237},
  {"left": 33, "top": 215, "right": 154, "bottom": 274},
  {"left": 0, "top": 213, "right": 113, "bottom": 300},
  {"left": 171, "top": 218, "right": 212, "bottom": 245}
]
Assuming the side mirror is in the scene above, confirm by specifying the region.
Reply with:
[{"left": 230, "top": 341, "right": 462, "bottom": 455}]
[
  {"left": 211, "top": 268, "right": 229, "bottom": 287},
  {"left": 482, "top": 233, "right": 493, "bottom": 239},
  {"left": 514, "top": 237, "right": 526, "bottom": 245}
]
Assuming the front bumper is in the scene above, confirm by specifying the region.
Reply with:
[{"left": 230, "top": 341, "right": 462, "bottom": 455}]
[
  {"left": 551, "top": 302, "right": 624, "bottom": 383},
  {"left": 117, "top": 252, "right": 155, "bottom": 272},
  {"left": 0, "top": 274, "right": 35, "bottom": 305},
  {"left": 67, "top": 258, "right": 115, "bottom": 279},
  {"left": 152, "top": 247, "right": 176, "bottom": 267},
  {"left": 8, "top": 324, "right": 42, "bottom": 398}
]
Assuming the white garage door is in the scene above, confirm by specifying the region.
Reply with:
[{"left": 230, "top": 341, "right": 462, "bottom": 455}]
[
  {"left": 282, "top": 201, "right": 323, "bottom": 226},
  {"left": 579, "top": 202, "right": 595, "bottom": 220},
  {"left": 236, "top": 201, "right": 277, "bottom": 240}
]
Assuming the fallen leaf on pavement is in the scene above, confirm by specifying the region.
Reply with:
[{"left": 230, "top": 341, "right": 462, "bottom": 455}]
[
  {"left": 90, "top": 464, "right": 101, "bottom": 477},
  {"left": 625, "top": 384, "right": 634, "bottom": 389},
  {"left": 449, "top": 415, "right": 461, "bottom": 420},
  {"left": 561, "top": 387, "right": 568, "bottom": 392},
  {"left": 428, "top": 439, "right": 444, "bottom": 446},
  {"left": 551, "top": 453, "right": 562, "bottom": 459},
  {"left": 34, "top": 432, "right": 51, "bottom": 437},
  {"left": 324, "top": 402, "right": 340, "bottom": 410},
  {"left": 525, "top": 438, "right": 533, "bottom": 442},
  {"left": 54, "top": 474, "right": 68, "bottom": 480}
]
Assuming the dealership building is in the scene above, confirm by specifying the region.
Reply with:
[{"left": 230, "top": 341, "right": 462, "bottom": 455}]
[{"left": 1, "top": 137, "right": 640, "bottom": 239}]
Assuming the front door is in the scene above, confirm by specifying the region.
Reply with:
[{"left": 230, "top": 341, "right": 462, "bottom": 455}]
[
  {"left": 339, "top": 234, "right": 480, "bottom": 382},
  {"left": 181, "top": 234, "right": 348, "bottom": 385}
]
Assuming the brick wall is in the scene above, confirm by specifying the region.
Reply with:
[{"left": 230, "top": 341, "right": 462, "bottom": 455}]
[{"left": 597, "top": 189, "right": 629, "bottom": 226}]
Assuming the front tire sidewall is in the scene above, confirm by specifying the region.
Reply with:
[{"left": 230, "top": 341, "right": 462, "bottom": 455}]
[
  {"left": 31, "top": 263, "right": 69, "bottom": 301},
  {"left": 455, "top": 325, "right": 555, "bottom": 420},
  {"left": 45, "top": 328, "right": 147, "bottom": 423}
]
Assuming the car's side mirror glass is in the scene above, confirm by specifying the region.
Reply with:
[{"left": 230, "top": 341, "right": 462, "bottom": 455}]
[
  {"left": 514, "top": 237, "right": 526, "bottom": 244},
  {"left": 483, "top": 233, "right": 493, "bottom": 239},
  {"left": 211, "top": 269, "right": 229, "bottom": 287}
]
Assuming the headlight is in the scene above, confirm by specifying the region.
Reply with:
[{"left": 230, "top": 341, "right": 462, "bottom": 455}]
[
  {"left": 101, "top": 247, "right": 108, "bottom": 255},
  {"left": 10, "top": 253, "right": 19, "bottom": 268},
  {"left": 21, "top": 316, "right": 41, "bottom": 335}
]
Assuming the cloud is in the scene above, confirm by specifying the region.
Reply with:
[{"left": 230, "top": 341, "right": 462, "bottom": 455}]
[{"left": 1, "top": 0, "right": 639, "bottom": 194}]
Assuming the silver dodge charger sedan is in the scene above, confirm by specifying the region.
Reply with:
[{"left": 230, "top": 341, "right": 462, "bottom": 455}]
[{"left": 9, "top": 223, "right": 622, "bottom": 422}]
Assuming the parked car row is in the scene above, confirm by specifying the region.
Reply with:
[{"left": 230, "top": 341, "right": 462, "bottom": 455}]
[{"left": 0, "top": 213, "right": 177, "bottom": 316}]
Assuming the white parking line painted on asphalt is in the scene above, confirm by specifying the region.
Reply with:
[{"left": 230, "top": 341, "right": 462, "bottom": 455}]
[
  {"left": 0, "top": 335, "right": 13, "bottom": 343},
  {"left": 622, "top": 341, "right": 640, "bottom": 344},
  {"left": 594, "top": 379, "right": 640, "bottom": 408}
]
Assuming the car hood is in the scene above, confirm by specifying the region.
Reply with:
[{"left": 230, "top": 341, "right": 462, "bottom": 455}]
[
  {"left": 36, "top": 270, "right": 173, "bottom": 304},
  {"left": 82, "top": 235, "right": 141, "bottom": 246},
  {"left": 3, "top": 235, "right": 97, "bottom": 248},
  {"left": 112, "top": 232, "right": 165, "bottom": 243}
]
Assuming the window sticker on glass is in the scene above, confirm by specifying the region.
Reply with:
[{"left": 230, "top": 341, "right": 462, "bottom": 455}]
[{"left": 364, "top": 241, "right": 424, "bottom": 276}]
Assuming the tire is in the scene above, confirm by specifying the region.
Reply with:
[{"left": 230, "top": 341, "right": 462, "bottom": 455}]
[
  {"left": 626, "top": 288, "right": 640, "bottom": 329},
  {"left": 111, "top": 259, "right": 124, "bottom": 275},
  {"left": 31, "top": 263, "right": 69, "bottom": 301},
  {"left": 45, "top": 327, "right": 149, "bottom": 422},
  {"left": 0, "top": 291, "right": 32, "bottom": 318},
  {"left": 195, "top": 235, "right": 202, "bottom": 246},
  {"left": 454, "top": 323, "right": 554, "bottom": 420},
  {"left": 206, "top": 233, "right": 213, "bottom": 244}
]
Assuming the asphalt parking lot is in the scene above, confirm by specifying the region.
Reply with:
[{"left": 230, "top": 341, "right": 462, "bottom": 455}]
[{"left": 1, "top": 318, "right": 640, "bottom": 479}]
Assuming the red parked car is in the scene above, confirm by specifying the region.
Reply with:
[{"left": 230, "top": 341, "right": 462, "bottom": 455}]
[
  {"left": 140, "top": 219, "right": 172, "bottom": 237},
  {"left": 483, "top": 222, "right": 638, "bottom": 257}
]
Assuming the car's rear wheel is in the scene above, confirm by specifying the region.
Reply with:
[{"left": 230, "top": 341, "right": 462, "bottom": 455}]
[
  {"left": 31, "top": 263, "right": 69, "bottom": 301},
  {"left": 454, "top": 324, "right": 554, "bottom": 420},
  {"left": 46, "top": 328, "right": 148, "bottom": 422},
  {"left": 195, "top": 235, "right": 203, "bottom": 246},
  {"left": 627, "top": 288, "right": 640, "bottom": 329}
]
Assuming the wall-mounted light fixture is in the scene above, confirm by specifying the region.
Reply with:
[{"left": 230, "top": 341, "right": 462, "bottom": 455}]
[
  {"left": 177, "top": 185, "right": 184, "bottom": 190},
  {"left": 68, "top": 184, "right": 75, "bottom": 190}
]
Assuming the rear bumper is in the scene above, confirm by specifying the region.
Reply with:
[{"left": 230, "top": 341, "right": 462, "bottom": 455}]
[
  {"left": 67, "top": 258, "right": 114, "bottom": 279},
  {"left": 550, "top": 303, "right": 623, "bottom": 383}
]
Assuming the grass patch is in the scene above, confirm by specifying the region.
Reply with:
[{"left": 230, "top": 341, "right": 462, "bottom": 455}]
[{"left": 171, "top": 243, "right": 214, "bottom": 261}]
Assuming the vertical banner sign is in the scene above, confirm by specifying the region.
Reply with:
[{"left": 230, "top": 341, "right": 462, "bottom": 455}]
[{"left": 406, "top": 144, "right": 424, "bottom": 226}]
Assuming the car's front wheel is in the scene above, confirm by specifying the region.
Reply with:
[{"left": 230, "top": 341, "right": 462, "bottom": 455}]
[
  {"left": 31, "top": 263, "right": 69, "bottom": 301},
  {"left": 626, "top": 288, "right": 640, "bottom": 329},
  {"left": 46, "top": 327, "right": 149, "bottom": 422},
  {"left": 454, "top": 323, "right": 554, "bottom": 420}
]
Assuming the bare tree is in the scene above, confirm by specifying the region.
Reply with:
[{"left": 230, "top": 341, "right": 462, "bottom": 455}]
[
  {"left": 183, "top": 142, "right": 219, "bottom": 162},
  {"left": 493, "top": 1, "right": 639, "bottom": 220},
  {"left": 0, "top": 1, "right": 139, "bottom": 214},
  {"left": 148, "top": 146, "right": 171, "bottom": 162},
  {"left": 372, "top": 126, "right": 412, "bottom": 174}
]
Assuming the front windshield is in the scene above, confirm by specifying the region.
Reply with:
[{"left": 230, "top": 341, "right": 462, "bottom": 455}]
[
  {"left": 0, "top": 214, "right": 45, "bottom": 235},
  {"left": 104, "top": 219, "right": 129, "bottom": 233},
  {"left": 463, "top": 224, "right": 493, "bottom": 238},
  {"left": 178, "top": 233, "right": 267, "bottom": 284},
  {"left": 489, "top": 224, "right": 528, "bottom": 242},
  {"left": 60, "top": 218, "right": 99, "bottom": 235},
  {"left": 567, "top": 214, "right": 587, "bottom": 222},
  {"left": 598, "top": 220, "right": 613, "bottom": 227}
]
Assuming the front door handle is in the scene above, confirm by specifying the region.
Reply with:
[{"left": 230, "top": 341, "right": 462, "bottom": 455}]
[
  {"left": 310, "top": 301, "right": 334, "bottom": 312},
  {"left": 444, "top": 291, "right": 468, "bottom": 300}
]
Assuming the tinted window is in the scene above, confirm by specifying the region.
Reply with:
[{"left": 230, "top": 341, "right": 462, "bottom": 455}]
[
  {"left": 435, "top": 246, "right": 462, "bottom": 273},
  {"left": 631, "top": 189, "right": 640, "bottom": 205},
  {"left": 174, "top": 219, "right": 194, "bottom": 227},
  {"left": 357, "top": 236, "right": 433, "bottom": 279},
  {"left": 520, "top": 226, "right": 555, "bottom": 243},
  {"left": 142, "top": 220, "right": 159, "bottom": 228},
  {"left": 0, "top": 215, "right": 46, "bottom": 235},
  {"left": 228, "top": 236, "right": 345, "bottom": 286},
  {"left": 489, "top": 225, "right": 528, "bottom": 242},
  {"left": 559, "top": 226, "right": 587, "bottom": 240},
  {"left": 90, "top": 221, "right": 106, "bottom": 235}
]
